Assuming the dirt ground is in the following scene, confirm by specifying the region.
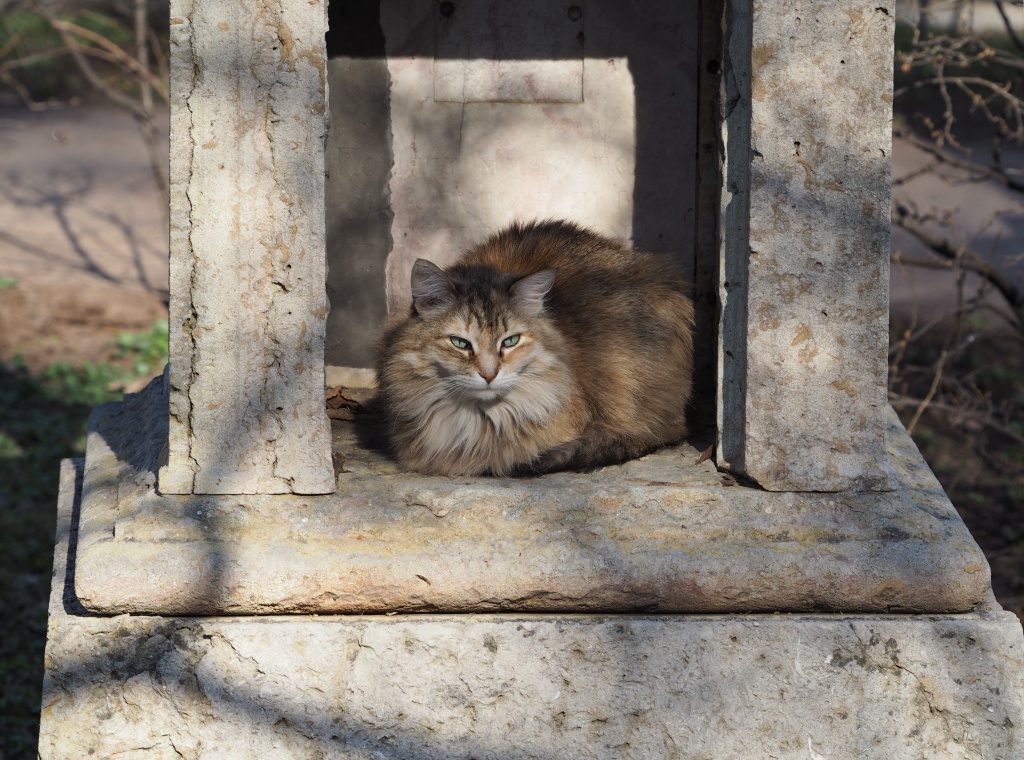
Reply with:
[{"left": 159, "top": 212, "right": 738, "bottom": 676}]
[
  {"left": 0, "top": 106, "right": 169, "bottom": 373},
  {"left": 0, "top": 103, "right": 1020, "bottom": 620}
]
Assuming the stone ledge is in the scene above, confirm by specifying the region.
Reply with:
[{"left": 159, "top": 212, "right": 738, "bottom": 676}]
[
  {"left": 72, "top": 380, "right": 991, "bottom": 615},
  {"left": 43, "top": 460, "right": 1024, "bottom": 758}
]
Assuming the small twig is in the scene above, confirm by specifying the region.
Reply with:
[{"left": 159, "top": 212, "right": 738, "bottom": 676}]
[
  {"left": 937, "top": 61, "right": 958, "bottom": 146},
  {"left": 886, "top": 288, "right": 983, "bottom": 358},
  {"left": 907, "top": 346, "right": 950, "bottom": 435},
  {"left": 893, "top": 158, "right": 941, "bottom": 186},
  {"left": 135, "top": 0, "right": 152, "bottom": 114}
]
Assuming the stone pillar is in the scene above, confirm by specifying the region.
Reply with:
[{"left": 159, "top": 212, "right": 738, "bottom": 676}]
[
  {"left": 717, "top": 0, "right": 897, "bottom": 492},
  {"left": 161, "top": 0, "right": 334, "bottom": 494}
]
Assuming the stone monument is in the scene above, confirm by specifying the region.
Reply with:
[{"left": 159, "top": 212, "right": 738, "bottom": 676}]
[{"left": 40, "top": 0, "right": 1024, "bottom": 757}]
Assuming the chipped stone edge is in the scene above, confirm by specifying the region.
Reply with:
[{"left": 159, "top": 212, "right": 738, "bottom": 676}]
[{"left": 71, "top": 384, "right": 993, "bottom": 616}]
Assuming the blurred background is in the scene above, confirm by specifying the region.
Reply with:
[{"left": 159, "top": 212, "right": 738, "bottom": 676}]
[{"left": 0, "top": 0, "right": 1021, "bottom": 757}]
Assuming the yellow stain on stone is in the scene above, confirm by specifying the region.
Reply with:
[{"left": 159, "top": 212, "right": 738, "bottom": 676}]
[
  {"left": 751, "top": 43, "right": 776, "bottom": 73},
  {"left": 277, "top": 21, "right": 296, "bottom": 67},
  {"left": 791, "top": 325, "right": 813, "bottom": 346},
  {"left": 831, "top": 379, "right": 859, "bottom": 397}
]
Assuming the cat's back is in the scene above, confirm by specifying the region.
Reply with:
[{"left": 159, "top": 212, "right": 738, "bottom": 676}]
[
  {"left": 377, "top": 219, "right": 696, "bottom": 474},
  {"left": 461, "top": 220, "right": 695, "bottom": 455},
  {"left": 459, "top": 220, "right": 691, "bottom": 328},
  {"left": 460, "top": 220, "right": 673, "bottom": 284}
]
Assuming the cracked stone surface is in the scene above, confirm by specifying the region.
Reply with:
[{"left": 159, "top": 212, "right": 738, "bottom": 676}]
[
  {"left": 72, "top": 379, "right": 991, "bottom": 616},
  {"left": 41, "top": 459, "right": 1024, "bottom": 758},
  {"left": 717, "top": 0, "right": 897, "bottom": 492},
  {"left": 161, "top": 0, "right": 334, "bottom": 495}
]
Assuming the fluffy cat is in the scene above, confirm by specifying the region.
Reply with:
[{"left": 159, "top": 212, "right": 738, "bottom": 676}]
[{"left": 375, "top": 220, "right": 695, "bottom": 476}]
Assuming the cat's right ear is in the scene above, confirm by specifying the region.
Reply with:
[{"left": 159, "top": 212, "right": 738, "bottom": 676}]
[
  {"left": 410, "top": 259, "right": 454, "bottom": 317},
  {"left": 510, "top": 268, "right": 557, "bottom": 316}
]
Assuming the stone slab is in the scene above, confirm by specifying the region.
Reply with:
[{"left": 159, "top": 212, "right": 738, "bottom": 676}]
[
  {"left": 717, "top": 0, "right": 897, "bottom": 492},
  {"left": 42, "top": 460, "right": 1024, "bottom": 758},
  {"left": 72, "top": 378, "right": 990, "bottom": 615},
  {"left": 162, "top": 0, "right": 334, "bottom": 495}
]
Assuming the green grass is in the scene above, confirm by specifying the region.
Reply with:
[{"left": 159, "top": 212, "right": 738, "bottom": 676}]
[
  {"left": 0, "top": 277, "right": 18, "bottom": 290},
  {"left": 0, "top": 322, "right": 167, "bottom": 760},
  {"left": 114, "top": 319, "right": 169, "bottom": 378}
]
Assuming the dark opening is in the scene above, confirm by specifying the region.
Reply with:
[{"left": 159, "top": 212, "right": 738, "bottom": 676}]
[{"left": 324, "top": 0, "right": 722, "bottom": 433}]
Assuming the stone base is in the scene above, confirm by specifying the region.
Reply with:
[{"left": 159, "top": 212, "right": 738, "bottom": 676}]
[
  {"left": 42, "top": 459, "right": 1024, "bottom": 758},
  {"left": 73, "top": 380, "right": 990, "bottom": 615}
]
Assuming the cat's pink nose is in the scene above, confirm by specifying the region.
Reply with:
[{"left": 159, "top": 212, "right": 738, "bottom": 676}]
[{"left": 478, "top": 369, "right": 498, "bottom": 384}]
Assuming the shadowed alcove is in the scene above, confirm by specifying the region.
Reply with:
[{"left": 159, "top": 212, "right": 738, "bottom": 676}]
[{"left": 323, "top": 0, "right": 719, "bottom": 433}]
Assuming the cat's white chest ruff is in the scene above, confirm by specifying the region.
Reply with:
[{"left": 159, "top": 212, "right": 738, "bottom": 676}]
[{"left": 399, "top": 369, "right": 572, "bottom": 475}]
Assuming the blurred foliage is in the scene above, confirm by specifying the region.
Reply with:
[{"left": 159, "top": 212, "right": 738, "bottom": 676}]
[
  {"left": 1, "top": 8, "right": 129, "bottom": 100},
  {"left": 114, "top": 319, "right": 169, "bottom": 377},
  {"left": 0, "top": 4, "right": 167, "bottom": 105},
  {"left": 0, "top": 322, "right": 167, "bottom": 760}
]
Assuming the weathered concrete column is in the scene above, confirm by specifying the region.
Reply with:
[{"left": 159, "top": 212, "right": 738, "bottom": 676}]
[
  {"left": 160, "top": 0, "right": 334, "bottom": 494},
  {"left": 717, "top": 0, "right": 897, "bottom": 491}
]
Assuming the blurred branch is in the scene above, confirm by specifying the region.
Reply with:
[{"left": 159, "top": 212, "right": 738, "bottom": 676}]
[
  {"left": 907, "top": 344, "right": 950, "bottom": 434},
  {"left": 49, "top": 17, "right": 167, "bottom": 101},
  {"left": 993, "top": 0, "right": 1024, "bottom": 54},
  {"left": 894, "top": 127, "right": 1024, "bottom": 191},
  {"left": 890, "top": 394, "right": 1024, "bottom": 448},
  {"left": 21, "top": 1, "right": 170, "bottom": 219},
  {"left": 0, "top": 47, "right": 80, "bottom": 110},
  {"left": 892, "top": 204, "right": 1024, "bottom": 330}
]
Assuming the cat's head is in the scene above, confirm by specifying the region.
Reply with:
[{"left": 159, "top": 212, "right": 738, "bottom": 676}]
[{"left": 403, "top": 258, "right": 561, "bottom": 402}]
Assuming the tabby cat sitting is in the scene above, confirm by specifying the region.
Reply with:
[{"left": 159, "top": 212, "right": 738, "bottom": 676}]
[{"left": 376, "top": 220, "right": 695, "bottom": 476}]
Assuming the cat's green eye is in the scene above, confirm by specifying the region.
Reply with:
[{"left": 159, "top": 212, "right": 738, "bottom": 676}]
[
  {"left": 501, "top": 334, "right": 521, "bottom": 349},
  {"left": 450, "top": 336, "right": 470, "bottom": 350}
]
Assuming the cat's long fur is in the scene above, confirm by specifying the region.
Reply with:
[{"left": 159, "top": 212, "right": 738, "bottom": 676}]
[{"left": 375, "top": 220, "right": 695, "bottom": 476}]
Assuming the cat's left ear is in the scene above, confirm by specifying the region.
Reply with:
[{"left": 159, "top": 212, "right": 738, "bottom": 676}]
[
  {"left": 410, "top": 259, "right": 455, "bottom": 317},
  {"left": 510, "top": 269, "right": 556, "bottom": 316}
]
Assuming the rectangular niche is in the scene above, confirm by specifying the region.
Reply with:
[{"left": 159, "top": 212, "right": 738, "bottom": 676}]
[{"left": 324, "top": 0, "right": 710, "bottom": 389}]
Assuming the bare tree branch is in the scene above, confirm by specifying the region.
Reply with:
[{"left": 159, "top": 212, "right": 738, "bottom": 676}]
[
  {"left": 994, "top": 0, "right": 1024, "bottom": 54},
  {"left": 48, "top": 17, "right": 168, "bottom": 100},
  {"left": 23, "top": 2, "right": 171, "bottom": 219},
  {"left": 891, "top": 206, "right": 1024, "bottom": 330},
  {"left": 895, "top": 127, "right": 1024, "bottom": 191},
  {"left": 890, "top": 395, "right": 1024, "bottom": 449}
]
